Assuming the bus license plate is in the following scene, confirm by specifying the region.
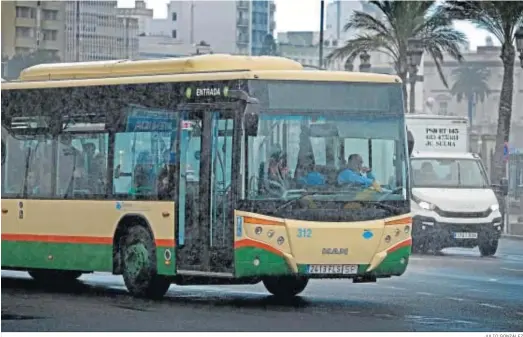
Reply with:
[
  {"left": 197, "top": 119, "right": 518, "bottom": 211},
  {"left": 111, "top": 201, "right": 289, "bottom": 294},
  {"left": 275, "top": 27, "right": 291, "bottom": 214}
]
[
  {"left": 307, "top": 264, "right": 358, "bottom": 275},
  {"left": 453, "top": 232, "right": 478, "bottom": 239}
]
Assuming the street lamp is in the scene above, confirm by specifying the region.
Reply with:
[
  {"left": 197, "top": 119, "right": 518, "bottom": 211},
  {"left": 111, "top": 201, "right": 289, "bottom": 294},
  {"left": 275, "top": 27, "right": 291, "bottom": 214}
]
[
  {"left": 407, "top": 37, "right": 424, "bottom": 113},
  {"left": 344, "top": 58, "right": 354, "bottom": 71},
  {"left": 359, "top": 51, "right": 371, "bottom": 72},
  {"left": 515, "top": 26, "right": 523, "bottom": 68}
]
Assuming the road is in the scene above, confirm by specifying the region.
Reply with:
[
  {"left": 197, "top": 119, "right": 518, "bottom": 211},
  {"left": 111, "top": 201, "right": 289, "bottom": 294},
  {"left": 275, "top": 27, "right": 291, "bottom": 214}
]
[{"left": 2, "top": 238, "right": 523, "bottom": 332}]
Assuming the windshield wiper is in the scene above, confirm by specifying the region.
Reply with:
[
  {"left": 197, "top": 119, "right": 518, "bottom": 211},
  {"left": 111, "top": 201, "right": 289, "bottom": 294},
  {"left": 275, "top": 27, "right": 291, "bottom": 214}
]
[{"left": 274, "top": 190, "right": 402, "bottom": 215}]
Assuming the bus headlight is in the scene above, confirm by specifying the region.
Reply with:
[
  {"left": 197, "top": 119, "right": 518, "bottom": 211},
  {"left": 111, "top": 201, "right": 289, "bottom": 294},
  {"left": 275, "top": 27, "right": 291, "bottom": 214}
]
[{"left": 490, "top": 204, "right": 499, "bottom": 212}]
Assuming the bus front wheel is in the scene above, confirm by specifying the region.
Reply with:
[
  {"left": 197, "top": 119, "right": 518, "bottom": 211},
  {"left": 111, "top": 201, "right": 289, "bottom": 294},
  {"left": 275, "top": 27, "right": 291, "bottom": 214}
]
[
  {"left": 121, "top": 226, "right": 171, "bottom": 299},
  {"left": 263, "top": 276, "right": 309, "bottom": 298}
]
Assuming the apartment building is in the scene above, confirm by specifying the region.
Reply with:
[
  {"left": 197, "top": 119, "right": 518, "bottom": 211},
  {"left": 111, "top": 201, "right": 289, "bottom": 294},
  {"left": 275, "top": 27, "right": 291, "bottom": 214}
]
[
  {"left": 64, "top": 0, "right": 139, "bottom": 61},
  {"left": 142, "top": 0, "right": 276, "bottom": 56},
  {"left": 1, "top": 0, "right": 66, "bottom": 59}
]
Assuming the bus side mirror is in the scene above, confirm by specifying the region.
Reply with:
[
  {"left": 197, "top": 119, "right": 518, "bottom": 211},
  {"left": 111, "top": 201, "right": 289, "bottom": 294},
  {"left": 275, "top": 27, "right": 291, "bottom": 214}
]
[
  {"left": 243, "top": 100, "right": 260, "bottom": 137},
  {"left": 500, "top": 177, "right": 509, "bottom": 196}
]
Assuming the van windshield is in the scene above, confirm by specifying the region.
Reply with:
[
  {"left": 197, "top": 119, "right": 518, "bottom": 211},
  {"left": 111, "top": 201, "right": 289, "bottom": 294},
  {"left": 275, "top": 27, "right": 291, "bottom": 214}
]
[{"left": 411, "top": 158, "right": 489, "bottom": 188}]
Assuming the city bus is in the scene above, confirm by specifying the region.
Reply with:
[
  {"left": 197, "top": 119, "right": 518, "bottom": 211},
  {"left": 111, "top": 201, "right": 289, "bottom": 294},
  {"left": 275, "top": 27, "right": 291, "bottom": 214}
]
[{"left": 1, "top": 54, "right": 413, "bottom": 299}]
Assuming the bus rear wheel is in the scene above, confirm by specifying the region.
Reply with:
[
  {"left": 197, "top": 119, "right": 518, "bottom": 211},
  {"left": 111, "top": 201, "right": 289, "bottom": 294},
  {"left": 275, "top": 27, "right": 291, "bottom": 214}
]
[
  {"left": 29, "top": 269, "right": 82, "bottom": 285},
  {"left": 121, "top": 226, "right": 171, "bottom": 299},
  {"left": 263, "top": 276, "right": 308, "bottom": 298}
]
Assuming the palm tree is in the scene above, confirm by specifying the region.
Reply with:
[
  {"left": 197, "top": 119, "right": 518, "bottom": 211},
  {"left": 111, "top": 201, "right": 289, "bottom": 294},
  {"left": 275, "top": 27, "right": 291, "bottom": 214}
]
[
  {"left": 326, "top": 1, "right": 468, "bottom": 112},
  {"left": 450, "top": 65, "right": 491, "bottom": 126},
  {"left": 260, "top": 34, "right": 279, "bottom": 56},
  {"left": 443, "top": 1, "right": 523, "bottom": 185}
]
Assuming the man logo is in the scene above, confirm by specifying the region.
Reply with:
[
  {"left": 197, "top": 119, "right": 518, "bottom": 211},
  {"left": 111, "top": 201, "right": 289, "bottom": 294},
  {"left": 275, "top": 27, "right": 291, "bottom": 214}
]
[{"left": 322, "top": 248, "right": 348, "bottom": 255}]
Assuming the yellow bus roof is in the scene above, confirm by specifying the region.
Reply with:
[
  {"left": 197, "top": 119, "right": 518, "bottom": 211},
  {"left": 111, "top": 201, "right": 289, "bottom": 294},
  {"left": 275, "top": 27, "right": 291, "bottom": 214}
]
[
  {"left": 18, "top": 54, "right": 304, "bottom": 81},
  {"left": 2, "top": 54, "right": 401, "bottom": 90}
]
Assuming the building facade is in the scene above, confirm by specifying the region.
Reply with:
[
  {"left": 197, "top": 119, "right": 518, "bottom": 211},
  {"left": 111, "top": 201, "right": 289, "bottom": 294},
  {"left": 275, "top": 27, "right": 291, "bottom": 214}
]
[
  {"left": 141, "top": 0, "right": 275, "bottom": 56},
  {"left": 1, "top": 0, "right": 66, "bottom": 59},
  {"left": 64, "top": 0, "right": 139, "bottom": 62}
]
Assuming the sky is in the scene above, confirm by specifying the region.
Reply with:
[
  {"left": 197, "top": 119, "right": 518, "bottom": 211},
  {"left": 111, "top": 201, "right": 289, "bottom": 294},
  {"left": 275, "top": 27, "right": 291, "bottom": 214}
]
[{"left": 118, "top": 0, "right": 497, "bottom": 51}]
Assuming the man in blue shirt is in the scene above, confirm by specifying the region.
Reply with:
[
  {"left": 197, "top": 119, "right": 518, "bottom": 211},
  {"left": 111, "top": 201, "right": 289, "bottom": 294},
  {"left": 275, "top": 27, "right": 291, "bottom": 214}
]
[{"left": 337, "top": 154, "right": 375, "bottom": 188}]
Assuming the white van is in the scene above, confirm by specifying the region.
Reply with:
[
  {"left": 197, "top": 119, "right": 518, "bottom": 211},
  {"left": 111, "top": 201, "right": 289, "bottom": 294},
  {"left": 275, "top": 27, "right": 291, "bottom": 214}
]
[
  {"left": 409, "top": 151, "right": 504, "bottom": 256},
  {"left": 406, "top": 115, "right": 507, "bottom": 256}
]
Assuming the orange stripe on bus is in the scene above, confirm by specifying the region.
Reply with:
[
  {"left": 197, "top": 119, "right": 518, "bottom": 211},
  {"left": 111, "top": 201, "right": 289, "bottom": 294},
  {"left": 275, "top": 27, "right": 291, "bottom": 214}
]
[
  {"left": 1, "top": 233, "right": 112, "bottom": 245},
  {"left": 2, "top": 233, "right": 175, "bottom": 247},
  {"left": 387, "top": 238, "right": 412, "bottom": 253},
  {"left": 385, "top": 217, "right": 412, "bottom": 226},
  {"left": 156, "top": 239, "right": 175, "bottom": 247},
  {"left": 243, "top": 216, "right": 284, "bottom": 226},
  {"left": 235, "top": 238, "right": 283, "bottom": 256}
]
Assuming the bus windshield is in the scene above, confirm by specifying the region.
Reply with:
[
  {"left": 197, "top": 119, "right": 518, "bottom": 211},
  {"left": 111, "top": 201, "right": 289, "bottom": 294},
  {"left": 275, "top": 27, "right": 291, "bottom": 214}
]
[{"left": 245, "top": 112, "right": 407, "bottom": 202}]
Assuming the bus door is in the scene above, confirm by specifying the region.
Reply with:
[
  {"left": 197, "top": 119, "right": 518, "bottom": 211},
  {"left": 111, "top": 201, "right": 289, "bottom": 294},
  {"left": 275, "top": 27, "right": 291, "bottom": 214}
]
[{"left": 175, "top": 102, "right": 241, "bottom": 277}]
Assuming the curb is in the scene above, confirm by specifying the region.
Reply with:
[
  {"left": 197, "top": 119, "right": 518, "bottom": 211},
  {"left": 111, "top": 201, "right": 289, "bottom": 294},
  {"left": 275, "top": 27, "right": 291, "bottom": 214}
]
[{"left": 502, "top": 234, "right": 523, "bottom": 240}]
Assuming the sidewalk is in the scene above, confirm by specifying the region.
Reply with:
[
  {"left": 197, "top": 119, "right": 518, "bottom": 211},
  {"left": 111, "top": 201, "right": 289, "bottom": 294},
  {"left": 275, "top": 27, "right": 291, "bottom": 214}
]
[{"left": 504, "top": 219, "right": 523, "bottom": 240}]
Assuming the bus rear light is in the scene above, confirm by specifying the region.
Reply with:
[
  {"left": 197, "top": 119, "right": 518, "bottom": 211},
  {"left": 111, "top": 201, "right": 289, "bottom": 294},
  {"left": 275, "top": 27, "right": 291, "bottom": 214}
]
[
  {"left": 253, "top": 258, "right": 260, "bottom": 266},
  {"left": 255, "top": 226, "right": 262, "bottom": 235},
  {"left": 404, "top": 226, "right": 410, "bottom": 233},
  {"left": 267, "top": 230, "right": 275, "bottom": 238},
  {"left": 277, "top": 236, "right": 285, "bottom": 245},
  {"left": 384, "top": 235, "right": 391, "bottom": 243},
  {"left": 395, "top": 228, "right": 400, "bottom": 236}
]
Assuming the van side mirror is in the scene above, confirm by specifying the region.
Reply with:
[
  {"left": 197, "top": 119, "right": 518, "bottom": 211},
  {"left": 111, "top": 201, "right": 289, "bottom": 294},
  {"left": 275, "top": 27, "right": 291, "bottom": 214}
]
[
  {"left": 407, "top": 129, "right": 414, "bottom": 156},
  {"left": 500, "top": 177, "right": 509, "bottom": 196}
]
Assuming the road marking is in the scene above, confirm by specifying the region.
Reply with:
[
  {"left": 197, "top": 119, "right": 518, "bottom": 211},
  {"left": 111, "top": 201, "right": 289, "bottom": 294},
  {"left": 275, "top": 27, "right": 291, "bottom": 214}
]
[
  {"left": 380, "top": 285, "right": 407, "bottom": 290},
  {"left": 517, "top": 312, "right": 523, "bottom": 316},
  {"left": 500, "top": 267, "right": 523, "bottom": 272},
  {"left": 479, "top": 303, "right": 503, "bottom": 309},
  {"left": 488, "top": 278, "right": 498, "bottom": 282},
  {"left": 446, "top": 297, "right": 465, "bottom": 302},
  {"left": 416, "top": 292, "right": 434, "bottom": 296}
]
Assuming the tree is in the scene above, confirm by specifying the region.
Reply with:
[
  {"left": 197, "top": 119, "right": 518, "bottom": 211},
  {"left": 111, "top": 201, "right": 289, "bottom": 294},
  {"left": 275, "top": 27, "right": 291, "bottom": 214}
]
[
  {"left": 443, "top": 1, "right": 523, "bottom": 184},
  {"left": 260, "top": 34, "right": 279, "bottom": 56},
  {"left": 3, "top": 50, "right": 60, "bottom": 80},
  {"left": 326, "top": 1, "right": 468, "bottom": 112},
  {"left": 450, "top": 65, "right": 491, "bottom": 126}
]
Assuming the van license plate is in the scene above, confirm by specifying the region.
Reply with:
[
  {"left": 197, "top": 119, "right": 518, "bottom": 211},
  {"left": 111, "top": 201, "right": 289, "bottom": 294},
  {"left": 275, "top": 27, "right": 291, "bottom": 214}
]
[
  {"left": 453, "top": 232, "right": 478, "bottom": 239},
  {"left": 307, "top": 264, "right": 358, "bottom": 275}
]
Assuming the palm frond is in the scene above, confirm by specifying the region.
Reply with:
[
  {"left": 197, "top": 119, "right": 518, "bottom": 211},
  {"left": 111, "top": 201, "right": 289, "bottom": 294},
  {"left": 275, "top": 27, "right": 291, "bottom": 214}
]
[{"left": 325, "top": 34, "right": 397, "bottom": 65}]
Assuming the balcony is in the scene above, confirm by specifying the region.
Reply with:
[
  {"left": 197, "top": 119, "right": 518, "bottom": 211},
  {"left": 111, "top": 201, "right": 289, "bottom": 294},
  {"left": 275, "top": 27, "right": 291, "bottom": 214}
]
[
  {"left": 237, "top": 18, "right": 249, "bottom": 27},
  {"left": 237, "top": 1, "right": 249, "bottom": 9},
  {"left": 270, "top": 2, "right": 276, "bottom": 12},
  {"left": 236, "top": 35, "right": 249, "bottom": 46}
]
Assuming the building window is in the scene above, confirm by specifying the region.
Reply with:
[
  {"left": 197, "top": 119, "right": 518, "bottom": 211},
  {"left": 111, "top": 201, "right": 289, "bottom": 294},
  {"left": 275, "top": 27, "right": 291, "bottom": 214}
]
[
  {"left": 171, "top": 30, "right": 177, "bottom": 38},
  {"left": 172, "top": 12, "right": 177, "bottom": 21},
  {"left": 42, "top": 30, "right": 58, "bottom": 41},
  {"left": 15, "top": 27, "right": 34, "bottom": 38},
  {"left": 42, "top": 9, "right": 58, "bottom": 20},
  {"left": 16, "top": 6, "right": 36, "bottom": 18}
]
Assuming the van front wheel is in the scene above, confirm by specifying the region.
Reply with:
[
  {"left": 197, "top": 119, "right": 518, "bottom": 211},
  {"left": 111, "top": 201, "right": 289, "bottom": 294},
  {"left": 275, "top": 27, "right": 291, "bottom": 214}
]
[{"left": 479, "top": 237, "right": 498, "bottom": 257}]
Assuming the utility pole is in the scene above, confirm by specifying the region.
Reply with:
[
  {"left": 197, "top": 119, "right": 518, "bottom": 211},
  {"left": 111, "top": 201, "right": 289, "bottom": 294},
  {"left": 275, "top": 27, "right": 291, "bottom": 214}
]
[{"left": 319, "top": 0, "right": 325, "bottom": 69}]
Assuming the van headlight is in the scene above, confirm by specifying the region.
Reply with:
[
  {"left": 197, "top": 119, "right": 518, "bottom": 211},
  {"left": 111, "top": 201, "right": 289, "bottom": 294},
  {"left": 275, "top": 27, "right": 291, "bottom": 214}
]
[
  {"left": 418, "top": 201, "right": 436, "bottom": 210},
  {"left": 490, "top": 204, "right": 500, "bottom": 212}
]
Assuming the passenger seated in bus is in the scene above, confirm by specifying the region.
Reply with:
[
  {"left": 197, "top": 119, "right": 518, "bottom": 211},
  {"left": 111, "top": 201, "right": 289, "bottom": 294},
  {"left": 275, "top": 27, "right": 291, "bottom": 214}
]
[
  {"left": 337, "top": 153, "right": 376, "bottom": 188},
  {"left": 158, "top": 150, "right": 176, "bottom": 199},
  {"left": 264, "top": 146, "right": 290, "bottom": 196},
  {"left": 133, "top": 151, "right": 156, "bottom": 195},
  {"left": 297, "top": 154, "right": 326, "bottom": 187}
]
